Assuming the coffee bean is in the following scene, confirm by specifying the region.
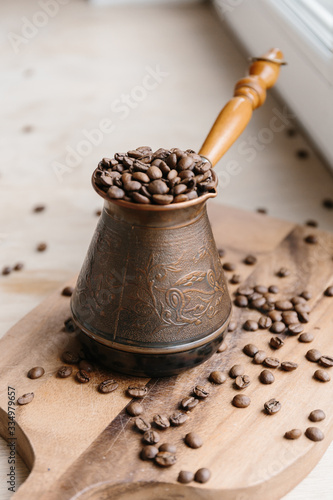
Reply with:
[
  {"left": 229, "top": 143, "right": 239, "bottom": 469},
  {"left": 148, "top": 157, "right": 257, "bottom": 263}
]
[
  {"left": 243, "top": 320, "right": 258, "bottom": 331},
  {"left": 98, "top": 379, "right": 118, "bottom": 394},
  {"left": 300, "top": 290, "right": 312, "bottom": 300},
  {"left": 141, "top": 445, "right": 158, "bottom": 460},
  {"left": 36, "top": 242, "right": 47, "bottom": 252},
  {"left": 131, "top": 192, "right": 150, "bottom": 204},
  {"left": 57, "top": 365, "right": 72, "bottom": 378},
  {"left": 27, "top": 366, "right": 45, "bottom": 379},
  {"left": 13, "top": 263, "right": 24, "bottom": 271},
  {"left": 314, "top": 369, "right": 330, "bottom": 382},
  {"left": 217, "top": 341, "right": 228, "bottom": 352},
  {"left": 299, "top": 332, "right": 314, "bottom": 343},
  {"left": 304, "top": 235, "right": 318, "bottom": 244},
  {"left": 306, "top": 220, "right": 318, "bottom": 227},
  {"left": 209, "top": 370, "right": 226, "bottom": 385},
  {"left": 143, "top": 430, "right": 160, "bottom": 445},
  {"left": 33, "top": 204, "right": 46, "bottom": 213},
  {"left": 250, "top": 297, "right": 266, "bottom": 309},
  {"left": 270, "top": 321, "right": 285, "bottom": 334},
  {"left": 288, "top": 324, "right": 304, "bottom": 335},
  {"left": 232, "top": 394, "right": 251, "bottom": 408},
  {"left": 234, "top": 295, "right": 248, "bottom": 308},
  {"left": 275, "top": 300, "right": 293, "bottom": 311},
  {"left": 323, "top": 198, "right": 333, "bottom": 209},
  {"left": 127, "top": 401, "right": 143, "bottom": 416},
  {"left": 277, "top": 267, "right": 290, "bottom": 278},
  {"left": 270, "top": 337, "right": 284, "bottom": 350},
  {"left": 76, "top": 369, "right": 90, "bottom": 383},
  {"left": 324, "top": 286, "right": 333, "bottom": 297},
  {"left": 95, "top": 209, "right": 102, "bottom": 216},
  {"left": 193, "top": 385, "right": 209, "bottom": 399},
  {"left": 234, "top": 375, "right": 250, "bottom": 389},
  {"left": 147, "top": 165, "right": 163, "bottom": 180},
  {"left": 159, "top": 443, "right": 176, "bottom": 453},
  {"left": 194, "top": 468, "right": 211, "bottom": 483},
  {"left": 305, "top": 427, "right": 324, "bottom": 442},
  {"left": 244, "top": 254, "right": 257, "bottom": 265},
  {"left": 253, "top": 350, "right": 267, "bottom": 365},
  {"left": 255, "top": 285, "right": 268, "bottom": 294},
  {"left": 223, "top": 262, "right": 236, "bottom": 272},
  {"left": 264, "top": 398, "right": 281, "bottom": 415},
  {"left": 152, "top": 194, "right": 174, "bottom": 205},
  {"left": 295, "top": 303, "right": 310, "bottom": 314},
  {"left": 228, "top": 322, "right": 237, "bottom": 332},
  {"left": 269, "top": 285, "right": 279, "bottom": 294},
  {"left": 229, "top": 364, "right": 244, "bottom": 378},
  {"left": 243, "top": 344, "right": 259, "bottom": 357},
  {"left": 170, "top": 412, "right": 188, "bottom": 426},
  {"left": 258, "top": 316, "right": 272, "bottom": 329},
  {"left": 185, "top": 432, "right": 203, "bottom": 448},
  {"left": 181, "top": 396, "right": 198, "bottom": 411},
  {"left": 17, "top": 393, "right": 34, "bottom": 405},
  {"left": 296, "top": 149, "right": 309, "bottom": 159},
  {"left": 127, "top": 385, "right": 148, "bottom": 398},
  {"left": 230, "top": 274, "right": 242, "bottom": 284},
  {"left": 178, "top": 470, "right": 194, "bottom": 484},
  {"left": 306, "top": 349, "right": 322, "bottom": 362},
  {"left": 291, "top": 296, "right": 306, "bottom": 306},
  {"left": 264, "top": 357, "right": 280, "bottom": 369},
  {"left": 237, "top": 286, "right": 254, "bottom": 296},
  {"left": 79, "top": 360, "right": 94, "bottom": 373},
  {"left": 153, "top": 414, "right": 170, "bottom": 429},
  {"left": 64, "top": 318, "right": 75, "bottom": 333},
  {"left": 257, "top": 207, "right": 267, "bottom": 214},
  {"left": 135, "top": 417, "right": 151, "bottom": 432},
  {"left": 174, "top": 194, "right": 188, "bottom": 203},
  {"left": 259, "top": 370, "right": 275, "bottom": 384},
  {"left": 319, "top": 356, "right": 333, "bottom": 368},
  {"left": 218, "top": 248, "right": 225, "bottom": 258},
  {"left": 62, "top": 351, "right": 79, "bottom": 364},
  {"left": 269, "top": 311, "right": 282, "bottom": 322},
  {"left": 61, "top": 286, "right": 74, "bottom": 297},
  {"left": 282, "top": 311, "right": 299, "bottom": 325},
  {"left": 107, "top": 186, "right": 125, "bottom": 199},
  {"left": 284, "top": 429, "right": 302, "bottom": 440},
  {"left": 281, "top": 361, "right": 298, "bottom": 371},
  {"left": 155, "top": 451, "right": 177, "bottom": 467},
  {"left": 309, "top": 409, "right": 325, "bottom": 422}
]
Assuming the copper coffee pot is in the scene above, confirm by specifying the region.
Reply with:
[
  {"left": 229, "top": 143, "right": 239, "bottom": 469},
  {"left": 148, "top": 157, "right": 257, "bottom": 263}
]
[{"left": 71, "top": 49, "right": 285, "bottom": 377}]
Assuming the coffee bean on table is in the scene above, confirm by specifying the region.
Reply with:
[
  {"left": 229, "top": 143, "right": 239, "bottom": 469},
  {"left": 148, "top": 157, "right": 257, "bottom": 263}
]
[
  {"left": 223, "top": 262, "right": 236, "bottom": 272},
  {"left": 62, "top": 351, "right": 79, "bottom": 364},
  {"left": 36, "top": 242, "right": 47, "bottom": 252},
  {"left": 64, "top": 318, "right": 76, "bottom": 333},
  {"left": 282, "top": 311, "right": 299, "bottom": 325},
  {"left": 269, "top": 285, "right": 279, "bottom": 294},
  {"left": 284, "top": 429, "right": 302, "bottom": 440},
  {"left": 2, "top": 266, "right": 12, "bottom": 275},
  {"left": 234, "top": 375, "right": 250, "bottom": 389},
  {"left": 230, "top": 274, "right": 241, "bottom": 284},
  {"left": 259, "top": 370, "right": 275, "bottom": 384},
  {"left": 304, "top": 235, "right": 318, "bottom": 244},
  {"left": 270, "top": 337, "right": 284, "bottom": 350},
  {"left": 309, "top": 409, "right": 326, "bottom": 422},
  {"left": 253, "top": 350, "right": 267, "bottom": 365},
  {"left": 62, "top": 286, "right": 74, "bottom": 297},
  {"left": 314, "top": 369, "right": 330, "bottom": 382},
  {"left": 228, "top": 322, "right": 237, "bottom": 332},
  {"left": 17, "top": 393, "right": 34, "bottom": 405},
  {"left": 277, "top": 267, "right": 290, "bottom": 277},
  {"left": 243, "top": 344, "right": 259, "bottom": 357},
  {"left": 250, "top": 297, "right": 266, "bottom": 309},
  {"left": 143, "top": 430, "right": 160, "bottom": 445},
  {"left": 159, "top": 443, "right": 176, "bottom": 453},
  {"left": 153, "top": 414, "right": 170, "bottom": 429},
  {"left": 299, "top": 332, "right": 314, "bottom": 343},
  {"left": 319, "top": 356, "right": 333, "bottom": 368},
  {"left": 217, "top": 341, "right": 228, "bottom": 353},
  {"left": 264, "top": 398, "right": 281, "bottom": 415},
  {"left": 141, "top": 445, "right": 158, "bottom": 460},
  {"left": 281, "top": 361, "right": 298, "bottom": 371},
  {"left": 269, "top": 311, "right": 282, "bottom": 322},
  {"left": 301, "top": 290, "right": 312, "bottom": 300},
  {"left": 127, "top": 386, "right": 148, "bottom": 398},
  {"left": 244, "top": 255, "right": 257, "bottom": 265},
  {"left": 324, "top": 286, "right": 333, "bottom": 297},
  {"left": 33, "top": 204, "right": 46, "bottom": 213},
  {"left": 237, "top": 286, "right": 254, "bottom": 296},
  {"left": 181, "top": 396, "right": 199, "bottom": 411},
  {"left": 323, "top": 198, "right": 333, "bottom": 209},
  {"left": 185, "top": 432, "right": 203, "bottom": 448},
  {"left": 255, "top": 285, "right": 268, "bottom": 294},
  {"left": 127, "top": 401, "right": 143, "bottom": 416},
  {"left": 155, "top": 451, "right": 177, "bottom": 467},
  {"left": 178, "top": 470, "right": 194, "bottom": 484},
  {"left": 235, "top": 295, "right": 248, "bottom": 308},
  {"left": 170, "top": 412, "right": 188, "bottom": 426},
  {"left": 13, "top": 263, "right": 24, "bottom": 271},
  {"left": 79, "top": 360, "right": 94, "bottom": 373},
  {"left": 305, "top": 427, "right": 324, "bottom": 442},
  {"left": 57, "top": 366, "right": 72, "bottom": 378},
  {"left": 270, "top": 322, "right": 285, "bottom": 334},
  {"left": 194, "top": 468, "right": 211, "bottom": 483},
  {"left": 306, "top": 349, "right": 322, "bottom": 362},
  {"left": 98, "top": 379, "right": 118, "bottom": 393},
  {"left": 209, "top": 371, "right": 226, "bottom": 384},
  {"left": 229, "top": 364, "right": 244, "bottom": 378},
  {"left": 264, "top": 357, "right": 280, "bottom": 369},
  {"left": 27, "top": 366, "right": 45, "bottom": 379},
  {"left": 232, "top": 394, "right": 251, "bottom": 408},
  {"left": 135, "top": 417, "right": 151, "bottom": 432},
  {"left": 193, "top": 385, "right": 209, "bottom": 399},
  {"left": 76, "top": 370, "right": 90, "bottom": 383},
  {"left": 288, "top": 324, "right": 304, "bottom": 335},
  {"left": 259, "top": 316, "right": 272, "bottom": 329},
  {"left": 276, "top": 300, "right": 293, "bottom": 311},
  {"left": 291, "top": 296, "right": 307, "bottom": 306},
  {"left": 243, "top": 320, "right": 258, "bottom": 331}
]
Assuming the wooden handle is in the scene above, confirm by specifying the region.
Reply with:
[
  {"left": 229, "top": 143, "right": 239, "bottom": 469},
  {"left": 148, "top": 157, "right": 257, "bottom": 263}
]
[{"left": 199, "top": 48, "right": 285, "bottom": 166}]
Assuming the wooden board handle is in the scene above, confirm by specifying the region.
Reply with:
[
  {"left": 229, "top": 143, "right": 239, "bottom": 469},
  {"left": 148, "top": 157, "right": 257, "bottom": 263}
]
[{"left": 199, "top": 48, "right": 285, "bottom": 166}]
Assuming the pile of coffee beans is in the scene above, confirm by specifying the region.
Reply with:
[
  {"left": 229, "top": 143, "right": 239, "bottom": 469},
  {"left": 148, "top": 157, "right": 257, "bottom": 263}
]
[{"left": 94, "top": 147, "right": 217, "bottom": 205}]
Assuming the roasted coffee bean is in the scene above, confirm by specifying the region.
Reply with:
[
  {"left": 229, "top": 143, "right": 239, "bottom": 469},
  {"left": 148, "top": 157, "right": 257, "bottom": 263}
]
[
  {"left": 76, "top": 369, "right": 90, "bottom": 383},
  {"left": 234, "top": 295, "right": 248, "bottom": 308},
  {"left": 127, "top": 401, "right": 143, "bottom": 416},
  {"left": 323, "top": 198, "right": 333, "bottom": 209},
  {"left": 223, "top": 262, "right": 236, "bottom": 272},
  {"left": 28, "top": 366, "right": 45, "bottom": 379},
  {"left": 288, "top": 323, "right": 304, "bottom": 335},
  {"left": 269, "top": 285, "right": 279, "bottom": 294},
  {"left": 152, "top": 194, "right": 174, "bottom": 205},
  {"left": 217, "top": 341, "right": 228, "bottom": 353},
  {"left": 148, "top": 179, "right": 169, "bottom": 195},
  {"left": 236, "top": 286, "right": 254, "bottom": 296},
  {"left": 57, "top": 365, "right": 72, "bottom": 378},
  {"left": 209, "top": 370, "right": 226, "bottom": 384},
  {"left": 13, "top": 262, "right": 24, "bottom": 271},
  {"left": 258, "top": 316, "right": 272, "bottom": 329},
  {"left": 17, "top": 393, "right": 34, "bottom": 405},
  {"left": 305, "top": 427, "right": 324, "bottom": 442},
  {"left": 243, "top": 344, "right": 259, "bottom": 357},
  {"left": 170, "top": 411, "right": 188, "bottom": 426},
  {"left": 62, "top": 286, "right": 74, "bottom": 297},
  {"left": 194, "top": 468, "right": 211, "bottom": 483},
  {"left": 232, "top": 394, "right": 251, "bottom": 408},
  {"left": 243, "top": 320, "right": 258, "bottom": 331},
  {"left": 229, "top": 364, "right": 244, "bottom": 378},
  {"left": 284, "top": 429, "right": 302, "bottom": 440},
  {"left": 174, "top": 194, "right": 188, "bottom": 203},
  {"left": 181, "top": 396, "right": 199, "bottom": 411},
  {"left": 127, "top": 386, "right": 148, "bottom": 398},
  {"left": 264, "top": 398, "right": 281, "bottom": 415},
  {"left": 143, "top": 430, "right": 160, "bottom": 445},
  {"left": 255, "top": 285, "right": 268, "bottom": 294},
  {"left": 253, "top": 350, "right": 267, "bottom": 365},
  {"left": 324, "top": 286, "right": 333, "bottom": 297},
  {"left": 319, "top": 355, "right": 333, "bottom": 368},
  {"left": 33, "top": 204, "right": 46, "bottom": 213},
  {"left": 299, "top": 332, "right": 314, "bottom": 343},
  {"left": 304, "top": 235, "right": 318, "bottom": 244},
  {"left": 147, "top": 165, "right": 163, "bottom": 180},
  {"left": 153, "top": 414, "right": 170, "bottom": 429},
  {"left": 306, "top": 220, "right": 318, "bottom": 227},
  {"left": 79, "top": 360, "right": 94, "bottom": 373},
  {"left": 270, "top": 321, "right": 285, "bottom": 334},
  {"left": 309, "top": 409, "right": 326, "bottom": 422},
  {"left": 131, "top": 192, "right": 150, "bottom": 204},
  {"left": 264, "top": 357, "right": 280, "bottom": 369},
  {"left": 178, "top": 470, "right": 194, "bottom": 484},
  {"left": 218, "top": 248, "right": 225, "bottom": 258},
  {"left": 62, "top": 351, "right": 79, "bottom": 364},
  {"left": 275, "top": 300, "right": 293, "bottom": 311},
  {"left": 296, "top": 149, "right": 309, "bottom": 159},
  {"left": 250, "top": 297, "right": 266, "bottom": 309},
  {"left": 135, "top": 417, "right": 151, "bottom": 432},
  {"left": 98, "top": 379, "right": 118, "bottom": 393},
  {"left": 178, "top": 156, "right": 194, "bottom": 170},
  {"left": 314, "top": 369, "right": 330, "bottom": 382},
  {"left": 141, "top": 445, "right": 158, "bottom": 460},
  {"left": 132, "top": 171, "right": 150, "bottom": 183},
  {"left": 295, "top": 303, "right": 310, "bottom": 314},
  {"left": 277, "top": 267, "right": 290, "bottom": 278},
  {"left": 259, "top": 370, "right": 275, "bottom": 384},
  {"left": 306, "top": 349, "right": 322, "bottom": 362},
  {"left": 185, "top": 432, "right": 203, "bottom": 448},
  {"left": 291, "top": 296, "right": 306, "bottom": 306},
  {"left": 159, "top": 443, "right": 176, "bottom": 453},
  {"left": 64, "top": 318, "right": 75, "bottom": 333},
  {"left": 234, "top": 375, "right": 250, "bottom": 389},
  {"left": 282, "top": 311, "right": 299, "bottom": 325},
  {"left": 269, "top": 311, "right": 282, "bottom": 322},
  {"left": 270, "top": 337, "right": 284, "bottom": 350},
  {"left": 257, "top": 207, "right": 267, "bottom": 214},
  {"left": 193, "top": 385, "right": 209, "bottom": 399},
  {"left": 281, "top": 361, "right": 298, "bottom": 371},
  {"left": 107, "top": 186, "right": 125, "bottom": 199},
  {"left": 155, "top": 451, "right": 177, "bottom": 467},
  {"left": 244, "top": 254, "right": 257, "bottom": 265},
  {"left": 228, "top": 321, "right": 237, "bottom": 332},
  {"left": 36, "top": 242, "right": 47, "bottom": 252},
  {"left": 230, "top": 274, "right": 242, "bottom": 284},
  {"left": 301, "top": 290, "right": 312, "bottom": 300}
]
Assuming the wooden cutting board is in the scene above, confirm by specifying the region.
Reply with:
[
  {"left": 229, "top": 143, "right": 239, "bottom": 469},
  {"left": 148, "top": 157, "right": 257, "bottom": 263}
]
[{"left": 1, "top": 204, "right": 333, "bottom": 500}]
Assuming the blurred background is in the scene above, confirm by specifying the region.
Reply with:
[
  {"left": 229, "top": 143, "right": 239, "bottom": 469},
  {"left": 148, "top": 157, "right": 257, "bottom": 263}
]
[{"left": 0, "top": 0, "right": 333, "bottom": 498}]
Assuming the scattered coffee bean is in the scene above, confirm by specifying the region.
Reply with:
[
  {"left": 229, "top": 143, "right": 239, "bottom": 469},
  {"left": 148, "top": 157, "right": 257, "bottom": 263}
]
[
  {"left": 299, "top": 332, "right": 314, "bottom": 343},
  {"left": 229, "top": 364, "right": 244, "bottom": 379},
  {"left": 194, "top": 468, "right": 211, "bottom": 483},
  {"left": 296, "top": 149, "right": 309, "bottom": 159},
  {"left": 17, "top": 393, "right": 34, "bottom": 405},
  {"left": 259, "top": 370, "right": 275, "bottom": 384},
  {"left": 257, "top": 207, "right": 267, "bottom": 214},
  {"left": 244, "top": 254, "right": 257, "bottom": 265},
  {"left": 237, "top": 286, "right": 254, "bottom": 296},
  {"left": 324, "top": 286, "right": 333, "bottom": 297},
  {"left": 305, "top": 427, "right": 324, "bottom": 442},
  {"left": 253, "top": 350, "right": 267, "bottom": 365},
  {"left": 309, "top": 409, "right": 326, "bottom": 422},
  {"left": 153, "top": 414, "right": 170, "bottom": 429},
  {"left": 269, "top": 311, "right": 282, "bottom": 322},
  {"left": 13, "top": 263, "right": 24, "bottom": 271},
  {"left": 2, "top": 266, "right": 12, "bottom": 275},
  {"left": 170, "top": 412, "right": 188, "bottom": 426},
  {"left": 234, "top": 295, "right": 248, "bottom": 308},
  {"left": 301, "top": 290, "right": 312, "bottom": 300},
  {"left": 258, "top": 316, "right": 272, "bottom": 329},
  {"left": 323, "top": 198, "right": 333, "bottom": 209},
  {"left": 141, "top": 445, "right": 158, "bottom": 460},
  {"left": 95, "top": 209, "right": 102, "bottom": 216},
  {"left": 178, "top": 470, "right": 194, "bottom": 484},
  {"left": 269, "top": 285, "right": 279, "bottom": 294},
  {"left": 314, "top": 369, "right": 330, "bottom": 382},
  {"left": 218, "top": 248, "right": 225, "bottom": 258},
  {"left": 181, "top": 396, "right": 199, "bottom": 411},
  {"left": 64, "top": 318, "right": 76, "bottom": 333},
  {"left": 319, "top": 355, "right": 333, "bottom": 368},
  {"left": 243, "top": 344, "right": 259, "bottom": 357},
  {"left": 232, "top": 394, "right": 251, "bottom": 408},
  {"left": 135, "top": 417, "right": 151, "bottom": 432},
  {"left": 36, "top": 242, "right": 47, "bottom": 252},
  {"left": 209, "top": 370, "right": 226, "bottom": 384},
  {"left": 33, "top": 204, "right": 46, "bottom": 213},
  {"left": 223, "top": 262, "right": 236, "bottom": 272},
  {"left": 159, "top": 443, "right": 176, "bottom": 453},
  {"left": 288, "top": 324, "right": 304, "bottom": 335},
  {"left": 255, "top": 285, "right": 268, "bottom": 294},
  {"left": 306, "top": 349, "right": 322, "bottom": 362},
  {"left": 282, "top": 311, "right": 299, "bottom": 325},
  {"left": 305, "top": 220, "right": 318, "bottom": 227},
  {"left": 155, "top": 451, "right": 177, "bottom": 467},
  {"left": 193, "top": 385, "right": 209, "bottom": 399},
  {"left": 98, "top": 379, "right": 118, "bottom": 394},
  {"left": 277, "top": 267, "right": 290, "bottom": 277},
  {"left": 62, "top": 286, "right": 74, "bottom": 297},
  {"left": 275, "top": 300, "right": 293, "bottom": 311},
  {"left": 281, "top": 361, "right": 298, "bottom": 371},
  {"left": 264, "top": 357, "right": 280, "bottom": 369},
  {"left": 62, "top": 351, "right": 79, "bottom": 364},
  {"left": 270, "top": 337, "right": 284, "bottom": 350},
  {"left": 243, "top": 320, "right": 258, "bottom": 332},
  {"left": 127, "top": 401, "right": 144, "bottom": 416},
  {"left": 57, "top": 365, "right": 72, "bottom": 378},
  {"left": 228, "top": 322, "right": 237, "bottom": 332},
  {"left": 79, "top": 360, "right": 94, "bottom": 373},
  {"left": 270, "top": 321, "right": 285, "bottom": 334},
  {"left": 217, "top": 341, "right": 228, "bottom": 352},
  {"left": 284, "top": 429, "right": 302, "bottom": 440},
  {"left": 250, "top": 297, "right": 266, "bottom": 309},
  {"left": 234, "top": 375, "right": 250, "bottom": 389},
  {"left": 127, "top": 386, "right": 148, "bottom": 398},
  {"left": 264, "top": 398, "right": 281, "bottom": 415},
  {"left": 185, "top": 432, "right": 203, "bottom": 448},
  {"left": 291, "top": 296, "right": 306, "bottom": 306},
  {"left": 230, "top": 274, "right": 242, "bottom": 284},
  {"left": 27, "top": 366, "right": 45, "bottom": 379},
  {"left": 76, "top": 369, "right": 90, "bottom": 383},
  {"left": 304, "top": 235, "right": 318, "bottom": 244}
]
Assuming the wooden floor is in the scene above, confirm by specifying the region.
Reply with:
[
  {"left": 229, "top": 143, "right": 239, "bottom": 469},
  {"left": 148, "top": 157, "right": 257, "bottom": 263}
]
[{"left": 0, "top": 0, "right": 333, "bottom": 499}]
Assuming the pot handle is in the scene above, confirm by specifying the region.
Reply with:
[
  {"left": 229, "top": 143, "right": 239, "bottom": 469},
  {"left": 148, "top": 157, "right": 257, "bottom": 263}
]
[{"left": 199, "top": 48, "right": 285, "bottom": 167}]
